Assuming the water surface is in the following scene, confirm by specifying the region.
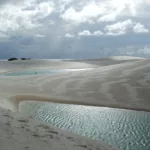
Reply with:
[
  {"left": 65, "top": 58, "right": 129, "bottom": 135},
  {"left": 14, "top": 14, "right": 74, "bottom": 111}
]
[
  {"left": 1, "top": 70, "right": 64, "bottom": 76},
  {"left": 20, "top": 101, "right": 150, "bottom": 150},
  {"left": 0, "top": 69, "right": 91, "bottom": 76},
  {"left": 2, "top": 69, "right": 150, "bottom": 150}
]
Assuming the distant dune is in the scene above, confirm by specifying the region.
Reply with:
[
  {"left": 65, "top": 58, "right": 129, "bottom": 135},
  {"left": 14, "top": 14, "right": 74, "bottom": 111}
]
[{"left": 0, "top": 56, "right": 149, "bottom": 111}]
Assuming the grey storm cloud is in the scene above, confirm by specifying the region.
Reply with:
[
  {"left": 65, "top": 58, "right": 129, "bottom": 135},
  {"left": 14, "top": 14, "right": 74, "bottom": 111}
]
[
  {"left": 0, "top": 0, "right": 150, "bottom": 59},
  {"left": 0, "top": 0, "right": 27, "bottom": 5}
]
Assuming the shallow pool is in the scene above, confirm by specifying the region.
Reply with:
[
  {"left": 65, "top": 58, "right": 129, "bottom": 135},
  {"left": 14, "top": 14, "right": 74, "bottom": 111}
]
[
  {"left": 0, "top": 70, "right": 64, "bottom": 76},
  {"left": 0, "top": 69, "right": 91, "bottom": 76},
  {"left": 20, "top": 101, "right": 150, "bottom": 150}
]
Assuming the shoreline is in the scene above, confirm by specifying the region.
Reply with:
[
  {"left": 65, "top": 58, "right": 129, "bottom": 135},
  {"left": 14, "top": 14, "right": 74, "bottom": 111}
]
[
  {"left": 0, "top": 106, "right": 118, "bottom": 150},
  {"left": 0, "top": 58, "right": 150, "bottom": 113},
  {"left": 0, "top": 68, "right": 94, "bottom": 75},
  {"left": 9, "top": 95, "right": 150, "bottom": 112}
]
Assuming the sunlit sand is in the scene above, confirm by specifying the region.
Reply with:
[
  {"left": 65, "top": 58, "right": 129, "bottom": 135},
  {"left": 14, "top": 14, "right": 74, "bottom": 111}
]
[{"left": 0, "top": 56, "right": 149, "bottom": 150}]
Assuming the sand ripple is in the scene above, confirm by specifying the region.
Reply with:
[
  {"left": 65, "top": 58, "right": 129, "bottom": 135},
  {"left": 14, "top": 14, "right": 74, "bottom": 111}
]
[{"left": 20, "top": 102, "right": 150, "bottom": 150}]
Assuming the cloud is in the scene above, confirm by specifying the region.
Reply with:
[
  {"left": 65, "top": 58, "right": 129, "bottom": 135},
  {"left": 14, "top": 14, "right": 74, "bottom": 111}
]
[
  {"left": 60, "top": 0, "right": 150, "bottom": 27},
  {"left": 78, "top": 30, "right": 91, "bottom": 36},
  {"left": 98, "top": 13, "right": 116, "bottom": 22},
  {"left": 78, "top": 30, "right": 104, "bottom": 36},
  {"left": 105, "top": 20, "right": 149, "bottom": 35},
  {"left": 137, "top": 46, "right": 150, "bottom": 54},
  {"left": 61, "top": 2, "right": 105, "bottom": 24},
  {"left": 123, "top": 45, "right": 150, "bottom": 57},
  {"left": 33, "top": 1, "right": 54, "bottom": 19},
  {"left": 36, "top": 34, "right": 45, "bottom": 38},
  {"left": 0, "top": 0, "right": 150, "bottom": 59},
  {"left": 105, "top": 31, "right": 125, "bottom": 36},
  {"left": 0, "top": 0, "right": 54, "bottom": 36},
  {"left": 104, "top": 19, "right": 133, "bottom": 35},
  {"left": 0, "top": 0, "right": 33, "bottom": 5},
  {"left": 133, "top": 23, "right": 149, "bottom": 33},
  {"left": 64, "top": 33, "right": 75, "bottom": 38},
  {"left": 93, "top": 30, "right": 103, "bottom": 36}
]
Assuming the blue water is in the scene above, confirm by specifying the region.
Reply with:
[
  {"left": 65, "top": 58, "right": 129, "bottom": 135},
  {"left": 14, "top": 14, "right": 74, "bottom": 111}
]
[
  {"left": 0, "top": 70, "right": 64, "bottom": 76},
  {"left": 20, "top": 102, "right": 150, "bottom": 150},
  {"left": 1, "top": 70, "right": 150, "bottom": 150},
  {"left": 0, "top": 69, "right": 90, "bottom": 76}
]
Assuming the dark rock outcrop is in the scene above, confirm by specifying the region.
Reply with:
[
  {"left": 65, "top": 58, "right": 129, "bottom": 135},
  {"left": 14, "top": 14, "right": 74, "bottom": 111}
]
[
  {"left": 8, "top": 58, "right": 18, "bottom": 61},
  {"left": 21, "top": 58, "right": 31, "bottom": 60},
  {"left": 8, "top": 58, "right": 31, "bottom": 61},
  {"left": 21, "top": 58, "right": 27, "bottom": 60}
]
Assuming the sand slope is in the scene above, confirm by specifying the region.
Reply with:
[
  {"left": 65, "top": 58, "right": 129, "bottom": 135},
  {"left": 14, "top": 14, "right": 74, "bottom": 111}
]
[
  {"left": 0, "top": 56, "right": 149, "bottom": 111},
  {"left": 0, "top": 57, "right": 133, "bottom": 150},
  {"left": 0, "top": 107, "right": 117, "bottom": 150}
]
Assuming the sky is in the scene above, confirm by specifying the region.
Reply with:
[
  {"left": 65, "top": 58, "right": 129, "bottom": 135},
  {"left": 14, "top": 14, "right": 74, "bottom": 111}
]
[{"left": 0, "top": 0, "right": 150, "bottom": 59}]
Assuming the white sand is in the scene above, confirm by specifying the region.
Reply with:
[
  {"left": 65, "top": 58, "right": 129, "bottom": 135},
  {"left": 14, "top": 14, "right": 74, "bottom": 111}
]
[
  {"left": 0, "top": 107, "right": 117, "bottom": 150},
  {"left": 0, "top": 57, "right": 149, "bottom": 111},
  {"left": 0, "top": 56, "right": 149, "bottom": 150}
]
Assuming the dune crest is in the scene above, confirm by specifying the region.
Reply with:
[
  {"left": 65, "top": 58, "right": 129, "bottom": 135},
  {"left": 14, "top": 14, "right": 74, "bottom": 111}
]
[
  {"left": 0, "top": 56, "right": 149, "bottom": 150},
  {"left": 0, "top": 56, "right": 149, "bottom": 112}
]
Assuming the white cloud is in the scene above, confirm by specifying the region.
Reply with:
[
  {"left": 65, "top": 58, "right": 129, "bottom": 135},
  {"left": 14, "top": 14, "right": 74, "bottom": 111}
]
[
  {"left": 93, "top": 30, "right": 103, "bottom": 36},
  {"left": 34, "top": 2, "right": 54, "bottom": 19},
  {"left": 0, "top": 0, "right": 150, "bottom": 37},
  {"left": 105, "top": 19, "right": 133, "bottom": 35},
  {"left": 64, "top": 33, "right": 75, "bottom": 38},
  {"left": 104, "top": 19, "right": 149, "bottom": 35},
  {"left": 106, "top": 31, "right": 125, "bottom": 36},
  {"left": 60, "top": 0, "right": 150, "bottom": 25},
  {"left": 133, "top": 23, "right": 149, "bottom": 33},
  {"left": 0, "top": 0, "right": 150, "bottom": 59},
  {"left": 0, "top": 0, "right": 55, "bottom": 36},
  {"left": 36, "top": 34, "right": 45, "bottom": 38},
  {"left": 126, "top": 52, "right": 134, "bottom": 55},
  {"left": 137, "top": 46, "right": 150, "bottom": 54},
  {"left": 0, "top": 6, "right": 34, "bottom": 33},
  {"left": 98, "top": 13, "right": 116, "bottom": 22},
  {"left": 61, "top": 2, "right": 106, "bottom": 24},
  {"left": 78, "top": 30, "right": 103, "bottom": 36},
  {"left": 78, "top": 30, "right": 91, "bottom": 36}
]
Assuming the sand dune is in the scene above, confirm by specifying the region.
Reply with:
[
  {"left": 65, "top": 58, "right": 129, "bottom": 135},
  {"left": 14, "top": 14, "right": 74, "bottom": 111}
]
[
  {"left": 0, "top": 56, "right": 149, "bottom": 111},
  {"left": 0, "top": 56, "right": 149, "bottom": 150}
]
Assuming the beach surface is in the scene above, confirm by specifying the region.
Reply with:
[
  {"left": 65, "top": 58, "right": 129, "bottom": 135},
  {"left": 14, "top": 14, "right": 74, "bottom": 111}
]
[
  {"left": 0, "top": 56, "right": 149, "bottom": 150},
  {"left": 0, "top": 107, "right": 117, "bottom": 150},
  {"left": 0, "top": 56, "right": 149, "bottom": 111}
]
